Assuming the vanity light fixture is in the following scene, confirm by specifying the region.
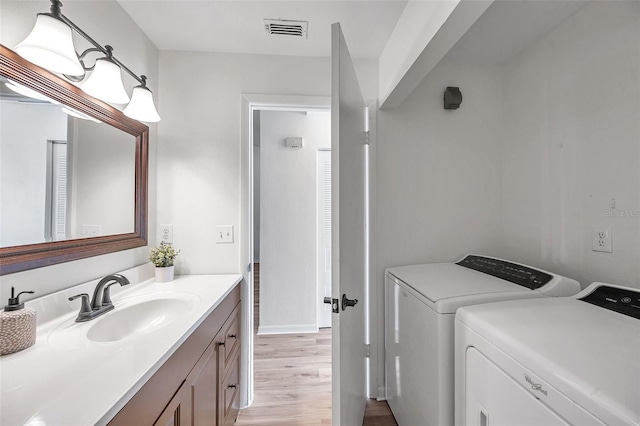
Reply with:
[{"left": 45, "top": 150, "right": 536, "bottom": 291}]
[
  {"left": 61, "top": 106, "right": 102, "bottom": 123},
  {"left": 4, "top": 79, "right": 60, "bottom": 104},
  {"left": 15, "top": 0, "right": 160, "bottom": 122}
]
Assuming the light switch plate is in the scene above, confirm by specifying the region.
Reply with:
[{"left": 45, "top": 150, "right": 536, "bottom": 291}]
[{"left": 216, "top": 225, "right": 234, "bottom": 244}]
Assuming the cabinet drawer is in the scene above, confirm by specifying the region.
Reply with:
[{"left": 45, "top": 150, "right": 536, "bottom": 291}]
[
  {"left": 220, "top": 306, "right": 240, "bottom": 371},
  {"left": 219, "top": 350, "right": 240, "bottom": 426}
]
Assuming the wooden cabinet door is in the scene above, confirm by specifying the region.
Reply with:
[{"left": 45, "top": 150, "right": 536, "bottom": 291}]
[
  {"left": 187, "top": 339, "right": 219, "bottom": 425},
  {"left": 154, "top": 382, "right": 191, "bottom": 426}
]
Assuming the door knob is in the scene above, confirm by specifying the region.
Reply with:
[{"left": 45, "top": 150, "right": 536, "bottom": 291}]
[{"left": 341, "top": 294, "right": 358, "bottom": 311}]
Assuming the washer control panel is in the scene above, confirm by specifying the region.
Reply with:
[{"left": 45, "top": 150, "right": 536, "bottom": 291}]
[
  {"left": 580, "top": 285, "right": 640, "bottom": 319},
  {"left": 456, "top": 255, "right": 553, "bottom": 289}
]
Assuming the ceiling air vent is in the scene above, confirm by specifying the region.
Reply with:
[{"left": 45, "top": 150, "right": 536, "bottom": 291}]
[{"left": 264, "top": 19, "right": 308, "bottom": 38}]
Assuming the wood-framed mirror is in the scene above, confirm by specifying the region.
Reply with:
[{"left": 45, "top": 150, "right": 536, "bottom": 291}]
[{"left": 0, "top": 45, "right": 148, "bottom": 275}]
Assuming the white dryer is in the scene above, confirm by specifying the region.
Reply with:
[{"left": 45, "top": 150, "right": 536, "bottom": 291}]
[
  {"left": 455, "top": 282, "right": 640, "bottom": 426},
  {"left": 384, "top": 255, "right": 580, "bottom": 426}
]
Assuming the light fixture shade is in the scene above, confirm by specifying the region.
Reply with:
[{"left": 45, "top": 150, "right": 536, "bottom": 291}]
[
  {"left": 15, "top": 14, "right": 84, "bottom": 76},
  {"left": 61, "top": 106, "right": 101, "bottom": 123},
  {"left": 5, "top": 80, "right": 59, "bottom": 104},
  {"left": 81, "top": 58, "right": 130, "bottom": 104},
  {"left": 123, "top": 85, "right": 161, "bottom": 122}
]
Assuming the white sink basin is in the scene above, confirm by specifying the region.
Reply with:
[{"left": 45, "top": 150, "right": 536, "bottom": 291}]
[
  {"left": 49, "top": 292, "right": 200, "bottom": 348},
  {"left": 87, "top": 297, "right": 192, "bottom": 342}
]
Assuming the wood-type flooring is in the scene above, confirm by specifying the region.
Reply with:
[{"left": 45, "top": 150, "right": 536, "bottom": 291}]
[{"left": 235, "top": 264, "right": 396, "bottom": 426}]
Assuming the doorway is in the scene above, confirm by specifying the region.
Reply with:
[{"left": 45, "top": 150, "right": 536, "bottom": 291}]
[
  {"left": 239, "top": 94, "right": 332, "bottom": 409},
  {"left": 243, "top": 107, "right": 332, "bottom": 423},
  {"left": 239, "top": 94, "right": 380, "bottom": 414},
  {"left": 253, "top": 108, "right": 331, "bottom": 335}
]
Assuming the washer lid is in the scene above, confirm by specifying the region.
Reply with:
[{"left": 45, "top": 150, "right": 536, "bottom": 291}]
[
  {"left": 386, "top": 263, "right": 535, "bottom": 311},
  {"left": 457, "top": 288, "right": 640, "bottom": 425}
]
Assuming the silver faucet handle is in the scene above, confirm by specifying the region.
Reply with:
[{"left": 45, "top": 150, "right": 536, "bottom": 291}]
[{"left": 69, "top": 293, "right": 92, "bottom": 317}]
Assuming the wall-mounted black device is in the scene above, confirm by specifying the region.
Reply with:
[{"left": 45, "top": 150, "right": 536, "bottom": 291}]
[{"left": 444, "top": 87, "right": 462, "bottom": 110}]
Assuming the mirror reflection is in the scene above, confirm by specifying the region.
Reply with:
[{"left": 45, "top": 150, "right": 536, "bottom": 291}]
[{"left": 0, "top": 76, "right": 135, "bottom": 248}]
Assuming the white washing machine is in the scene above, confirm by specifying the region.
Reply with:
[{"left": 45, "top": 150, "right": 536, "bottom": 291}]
[
  {"left": 455, "top": 282, "right": 640, "bottom": 426},
  {"left": 384, "top": 255, "right": 580, "bottom": 426}
]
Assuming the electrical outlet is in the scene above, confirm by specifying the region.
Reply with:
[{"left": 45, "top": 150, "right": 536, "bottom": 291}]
[
  {"left": 216, "top": 225, "right": 234, "bottom": 244},
  {"left": 592, "top": 227, "right": 612, "bottom": 253},
  {"left": 160, "top": 224, "right": 173, "bottom": 244}
]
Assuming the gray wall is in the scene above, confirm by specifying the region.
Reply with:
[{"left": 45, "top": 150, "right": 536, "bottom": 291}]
[
  {"left": 500, "top": 1, "right": 640, "bottom": 288},
  {"left": 157, "top": 50, "right": 377, "bottom": 274},
  {"left": 70, "top": 119, "right": 135, "bottom": 238}
]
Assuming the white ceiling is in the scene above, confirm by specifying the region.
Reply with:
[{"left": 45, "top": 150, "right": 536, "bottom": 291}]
[{"left": 117, "top": 0, "right": 408, "bottom": 59}]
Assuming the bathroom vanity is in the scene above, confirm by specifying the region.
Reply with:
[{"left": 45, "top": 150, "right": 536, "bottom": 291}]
[
  {"left": 109, "top": 279, "right": 241, "bottom": 426},
  {"left": 0, "top": 271, "right": 242, "bottom": 426}
]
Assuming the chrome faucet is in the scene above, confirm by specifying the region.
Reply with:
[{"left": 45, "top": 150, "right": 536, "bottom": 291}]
[{"left": 69, "top": 274, "right": 130, "bottom": 322}]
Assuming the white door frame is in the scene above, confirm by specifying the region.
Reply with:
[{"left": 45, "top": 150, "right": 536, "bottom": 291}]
[
  {"left": 240, "top": 94, "right": 331, "bottom": 408},
  {"left": 365, "top": 99, "right": 380, "bottom": 400}
]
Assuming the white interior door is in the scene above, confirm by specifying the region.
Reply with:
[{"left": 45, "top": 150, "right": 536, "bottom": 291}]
[
  {"left": 317, "top": 149, "right": 332, "bottom": 328},
  {"left": 331, "top": 22, "right": 367, "bottom": 426}
]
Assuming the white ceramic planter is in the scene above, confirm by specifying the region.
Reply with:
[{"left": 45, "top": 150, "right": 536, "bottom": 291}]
[{"left": 155, "top": 266, "right": 174, "bottom": 283}]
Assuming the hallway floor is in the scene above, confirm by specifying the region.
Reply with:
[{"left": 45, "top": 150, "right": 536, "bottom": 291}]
[
  {"left": 235, "top": 329, "right": 332, "bottom": 425},
  {"left": 236, "top": 263, "right": 396, "bottom": 425}
]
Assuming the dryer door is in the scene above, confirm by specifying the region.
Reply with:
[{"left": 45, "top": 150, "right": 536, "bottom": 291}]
[{"left": 465, "top": 348, "right": 604, "bottom": 426}]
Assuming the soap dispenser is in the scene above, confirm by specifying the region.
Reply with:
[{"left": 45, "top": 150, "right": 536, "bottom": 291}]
[{"left": 0, "top": 287, "right": 36, "bottom": 356}]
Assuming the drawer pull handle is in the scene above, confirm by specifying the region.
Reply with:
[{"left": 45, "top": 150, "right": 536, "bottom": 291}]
[
  {"left": 228, "top": 384, "right": 237, "bottom": 389},
  {"left": 218, "top": 341, "right": 226, "bottom": 347},
  {"left": 228, "top": 333, "right": 237, "bottom": 339}
]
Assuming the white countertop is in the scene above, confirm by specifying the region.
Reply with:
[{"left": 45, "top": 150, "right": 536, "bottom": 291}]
[{"left": 0, "top": 272, "right": 242, "bottom": 426}]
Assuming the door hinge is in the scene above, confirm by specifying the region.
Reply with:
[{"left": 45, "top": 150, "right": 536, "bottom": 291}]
[
  {"left": 365, "top": 343, "right": 371, "bottom": 358},
  {"left": 364, "top": 130, "right": 370, "bottom": 146}
]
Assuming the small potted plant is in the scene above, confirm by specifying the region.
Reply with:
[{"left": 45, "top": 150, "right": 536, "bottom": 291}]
[{"left": 149, "top": 242, "right": 180, "bottom": 282}]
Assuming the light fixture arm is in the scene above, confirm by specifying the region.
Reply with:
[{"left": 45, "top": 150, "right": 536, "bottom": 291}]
[
  {"left": 50, "top": 0, "right": 147, "bottom": 87},
  {"left": 61, "top": 47, "right": 101, "bottom": 81}
]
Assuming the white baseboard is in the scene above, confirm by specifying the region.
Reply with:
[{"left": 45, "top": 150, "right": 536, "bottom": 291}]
[{"left": 257, "top": 323, "right": 318, "bottom": 335}]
